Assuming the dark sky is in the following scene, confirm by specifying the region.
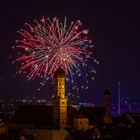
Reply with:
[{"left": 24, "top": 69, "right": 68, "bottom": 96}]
[{"left": 0, "top": 0, "right": 140, "bottom": 104}]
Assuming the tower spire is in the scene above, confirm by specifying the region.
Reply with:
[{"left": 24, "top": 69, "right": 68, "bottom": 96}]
[{"left": 118, "top": 82, "right": 121, "bottom": 115}]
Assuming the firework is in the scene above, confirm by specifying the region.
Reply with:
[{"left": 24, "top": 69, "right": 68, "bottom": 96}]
[{"left": 14, "top": 16, "right": 98, "bottom": 97}]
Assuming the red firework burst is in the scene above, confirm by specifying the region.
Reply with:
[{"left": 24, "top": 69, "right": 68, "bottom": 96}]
[{"left": 15, "top": 16, "right": 94, "bottom": 80}]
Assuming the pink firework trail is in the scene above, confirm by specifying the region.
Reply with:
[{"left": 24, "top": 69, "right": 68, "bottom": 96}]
[{"left": 15, "top": 17, "right": 94, "bottom": 80}]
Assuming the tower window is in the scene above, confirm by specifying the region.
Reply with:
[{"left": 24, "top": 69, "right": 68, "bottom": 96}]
[
  {"left": 62, "top": 102, "right": 65, "bottom": 105},
  {"left": 62, "top": 120, "right": 66, "bottom": 123}
]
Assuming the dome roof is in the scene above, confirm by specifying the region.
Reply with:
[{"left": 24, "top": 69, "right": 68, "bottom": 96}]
[
  {"left": 54, "top": 67, "right": 65, "bottom": 78},
  {"left": 104, "top": 89, "right": 111, "bottom": 95}
]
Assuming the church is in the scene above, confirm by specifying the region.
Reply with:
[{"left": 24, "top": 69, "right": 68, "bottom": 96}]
[{"left": 8, "top": 68, "right": 113, "bottom": 140}]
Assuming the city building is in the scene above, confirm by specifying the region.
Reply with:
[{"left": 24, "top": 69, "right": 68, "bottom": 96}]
[
  {"left": 103, "top": 89, "right": 112, "bottom": 124},
  {"left": 73, "top": 112, "right": 89, "bottom": 131},
  {"left": 1, "top": 68, "right": 118, "bottom": 139}
]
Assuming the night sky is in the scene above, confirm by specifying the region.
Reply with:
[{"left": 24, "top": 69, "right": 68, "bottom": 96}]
[{"left": 0, "top": 1, "right": 140, "bottom": 104}]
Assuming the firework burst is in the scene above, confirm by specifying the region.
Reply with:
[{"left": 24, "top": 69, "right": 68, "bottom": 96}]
[{"left": 14, "top": 16, "right": 99, "bottom": 98}]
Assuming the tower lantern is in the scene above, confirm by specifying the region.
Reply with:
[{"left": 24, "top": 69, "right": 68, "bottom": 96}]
[{"left": 53, "top": 67, "right": 67, "bottom": 129}]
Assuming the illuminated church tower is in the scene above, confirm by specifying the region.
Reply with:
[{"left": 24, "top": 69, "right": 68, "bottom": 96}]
[
  {"left": 103, "top": 89, "right": 112, "bottom": 123},
  {"left": 53, "top": 68, "right": 67, "bottom": 129}
]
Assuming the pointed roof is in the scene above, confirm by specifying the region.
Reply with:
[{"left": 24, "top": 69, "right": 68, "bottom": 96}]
[
  {"left": 11, "top": 105, "right": 53, "bottom": 127},
  {"left": 79, "top": 106, "right": 105, "bottom": 124}
]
